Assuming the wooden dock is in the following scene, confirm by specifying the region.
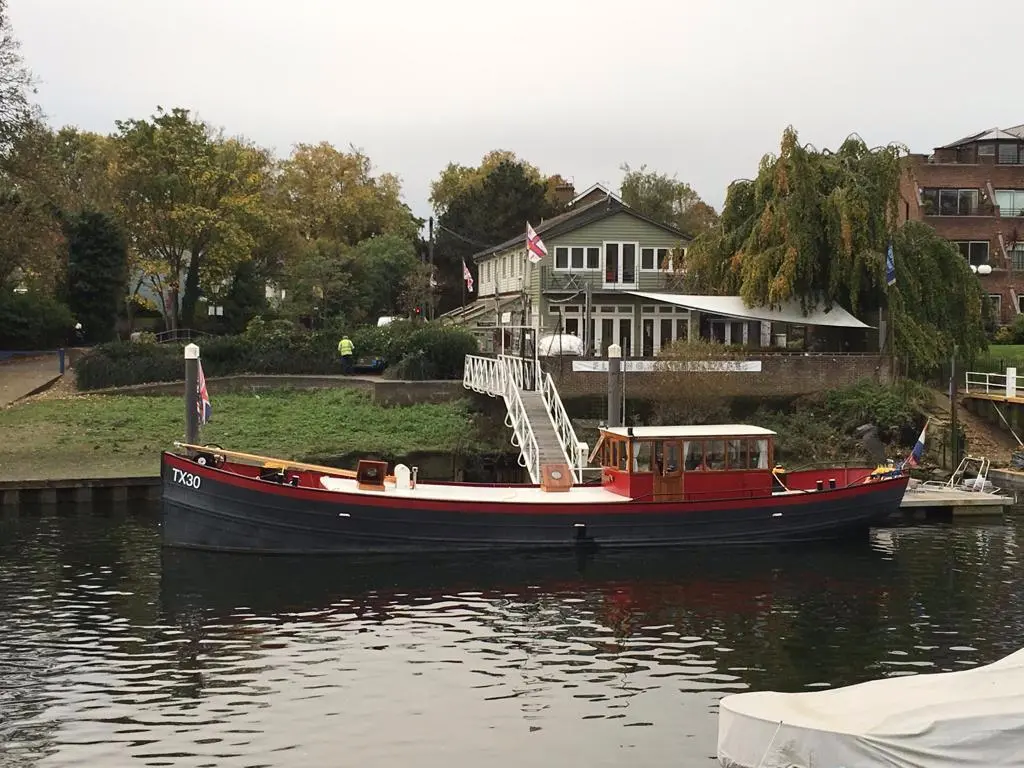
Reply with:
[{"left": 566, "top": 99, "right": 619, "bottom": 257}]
[{"left": 900, "top": 485, "right": 1015, "bottom": 517}]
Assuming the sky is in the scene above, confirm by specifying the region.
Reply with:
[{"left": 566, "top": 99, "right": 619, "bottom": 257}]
[{"left": 8, "top": 0, "right": 1017, "bottom": 225}]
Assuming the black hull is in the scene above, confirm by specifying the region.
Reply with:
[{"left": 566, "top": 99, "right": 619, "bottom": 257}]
[{"left": 160, "top": 453, "right": 909, "bottom": 555}]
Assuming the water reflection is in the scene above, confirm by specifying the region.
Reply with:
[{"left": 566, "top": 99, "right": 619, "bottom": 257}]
[{"left": 0, "top": 510, "right": 1021, "bottom": 767}]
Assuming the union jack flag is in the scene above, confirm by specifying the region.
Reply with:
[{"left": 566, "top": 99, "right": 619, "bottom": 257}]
[
  {"left": 197, "top": 360, "right": 212, "bottom": 425},
  {"left": 526, "top": 221, "right": 547, "bottom": 263}
]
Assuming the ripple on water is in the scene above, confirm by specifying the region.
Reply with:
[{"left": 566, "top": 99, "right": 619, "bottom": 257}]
[{"left": 1, "top": 512, "right": 1023, "bottom": 766}]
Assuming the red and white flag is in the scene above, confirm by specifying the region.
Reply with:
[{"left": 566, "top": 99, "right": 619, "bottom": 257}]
[
  {"left": 462, "top": 259, "right": 474, "bottom": 293},
  {"left": 526, "top": 222, "right": 547, "bottom": 263}
]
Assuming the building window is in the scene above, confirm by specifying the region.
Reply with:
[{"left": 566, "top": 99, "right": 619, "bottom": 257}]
[
  {"left": 1012, "top": 245, "right": 1024, "bottom": 270},
  {"left": 979, "top": 143, "right": 996, "bottom": 157},
  {"left": 1018, "top": 295, "right": 1024, "bottom": 314},
  {"left": 640, "top": 247, "right": 672, "bottom": 271},
  {"left": 999, "top": 143, "right": 1023, "bottom": 165},
  {"left": 989, "top": 294, "right": 1002, "bottom": 320},
  {"left": 996, "top": 190, "right": 1024, "bottom": 217},
  {"left": 604, "top": 242, "right": 638, "bottom": 287},
  {"left": 921, "top": 188, "right": 978, "bottom": 215},
  {"left": 953, "top": 241, "right": 990, "bottom": 266},
  {"left": 553, "top": 245, "right": 600, "bottom": 271}
]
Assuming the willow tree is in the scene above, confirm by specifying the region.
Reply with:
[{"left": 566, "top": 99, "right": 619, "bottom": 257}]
[{"left": 685, "top": 126, "right": 986, "bottom": 375}]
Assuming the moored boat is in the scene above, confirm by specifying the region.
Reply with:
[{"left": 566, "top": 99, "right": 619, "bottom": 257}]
[{"left": 160, "top": 423, "right": 909, "bottom": 554}]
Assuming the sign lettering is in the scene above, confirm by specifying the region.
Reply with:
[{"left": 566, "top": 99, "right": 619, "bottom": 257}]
[{"left": 172, "top": 467, "right": 202, "bottom": 489}]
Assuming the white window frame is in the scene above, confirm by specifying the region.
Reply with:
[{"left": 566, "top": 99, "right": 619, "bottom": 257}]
[
  {"left": 640, "top": 246, "right": 674, "bottom": 272},
  {"left": 552, "top": 245, "right": 601, "bottom": 272},
  {"left": 995, "top": 189, "right": 1024, "bottom": 218},
  {"left": 602, "top": 241, "right": 640, "bottom": 288}
]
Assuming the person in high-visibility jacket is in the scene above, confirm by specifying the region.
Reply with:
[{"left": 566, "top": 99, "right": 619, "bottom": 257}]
[{"left": 337, "top": 335, "right": 354, "bottom": 374}]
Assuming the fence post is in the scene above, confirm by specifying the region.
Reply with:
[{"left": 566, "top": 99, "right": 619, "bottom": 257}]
[
  {"left": 1008, "top": 367, "right": 1017, "bottom": 400},
  {"left": 58, "top": 348, "right": 65, "bottom": 375}
]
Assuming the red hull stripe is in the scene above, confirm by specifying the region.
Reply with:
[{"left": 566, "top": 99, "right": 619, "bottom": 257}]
[{"left": 163, "top": 453, "right": 907, "bottom": 517}]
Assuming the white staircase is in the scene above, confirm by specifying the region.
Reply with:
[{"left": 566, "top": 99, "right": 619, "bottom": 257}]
[{"left": 463, "top": 354, "right": 588, "bottom": 485}]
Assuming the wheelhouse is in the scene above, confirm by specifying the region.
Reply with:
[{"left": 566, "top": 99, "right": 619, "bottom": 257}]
[{"left": 592, "top": 425, "right": 777, "bottom": 502}]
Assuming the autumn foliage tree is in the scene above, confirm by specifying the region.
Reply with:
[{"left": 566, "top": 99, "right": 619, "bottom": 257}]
[
  {"left": 684, "top": 126, "right": 987, "bottom": 376},
  {"left": 619, "top": 163, "right": 718, "bottom": 236},
  {"left": 112, "top": 108, "right": 273, "bottom": 328},
  {"left": 432, "top": 155, "right": 564, "bottom": 312}
]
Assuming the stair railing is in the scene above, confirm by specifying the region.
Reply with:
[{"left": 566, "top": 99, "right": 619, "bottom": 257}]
[{"left": 539, "top": 370, "right": 587, "bottom": 483}]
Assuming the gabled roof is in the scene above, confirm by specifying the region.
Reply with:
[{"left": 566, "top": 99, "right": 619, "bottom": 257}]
[
  {"left": 938, "top": 127, "right": 1024, "bottom": 149},
  {"left": 472, "top": 195, "right": 690, "bottom": 262},
  {"left": 570, "top": 182, "right": 622, "bottom": 206}
]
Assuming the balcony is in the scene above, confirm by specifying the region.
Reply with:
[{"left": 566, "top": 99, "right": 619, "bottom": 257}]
[{"left": 540, "top": 267, "right": 688, "bottom": 294}]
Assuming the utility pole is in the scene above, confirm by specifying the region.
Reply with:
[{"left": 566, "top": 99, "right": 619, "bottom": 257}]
[
  {"left": 428, "top": 217, "right": 434, "bottom": 321},
  {"left": 950, "top": 344, "right": 959, "bottom": 468}
]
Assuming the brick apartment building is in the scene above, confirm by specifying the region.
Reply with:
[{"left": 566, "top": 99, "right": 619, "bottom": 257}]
[{"left": 900, "top": 125, "right": 1024, "bottom": 325}]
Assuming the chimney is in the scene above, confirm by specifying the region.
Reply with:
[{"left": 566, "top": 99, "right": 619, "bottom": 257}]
[{"left": 554, "top": 180, "right": 576, "bottom": 207}]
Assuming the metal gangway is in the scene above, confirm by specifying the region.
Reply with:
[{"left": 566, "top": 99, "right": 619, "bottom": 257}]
[{"left": 463, "top": 354, "right": 588, "bottom": 485}]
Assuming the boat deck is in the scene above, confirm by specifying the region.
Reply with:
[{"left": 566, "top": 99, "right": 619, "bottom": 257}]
[
  {"left": 317, "top": 476, "right": 813, "bottom": 505},
  {"left": 319, "top": 475, "right": 633, "bottom": 504}
]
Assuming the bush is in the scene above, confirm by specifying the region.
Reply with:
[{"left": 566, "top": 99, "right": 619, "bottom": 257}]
[
  {"left": 74, "top": 321, "right": 480, "bottom": 389},
  {"left": 0, "top": 291, "right": 75, "bottom": 350}
]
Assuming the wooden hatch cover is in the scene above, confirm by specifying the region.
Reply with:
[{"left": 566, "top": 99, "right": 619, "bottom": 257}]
[{"left": 540, "top": 463, "right": 573, "bottom": 492}]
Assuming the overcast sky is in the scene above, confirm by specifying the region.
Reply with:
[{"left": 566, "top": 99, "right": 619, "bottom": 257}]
[{"left": 8, "top": 0, "right": 1014, "bottom": 223}]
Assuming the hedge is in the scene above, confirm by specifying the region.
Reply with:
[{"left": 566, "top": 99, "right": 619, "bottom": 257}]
[
  {"left": 74, "top": 321, "right": 479, "bottom": 390},
  {"left": 0, "top": 291, "right": 75, "bottom": 350}
]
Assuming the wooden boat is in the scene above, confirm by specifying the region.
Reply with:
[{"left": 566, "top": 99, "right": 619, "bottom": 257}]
[{"left": 160, "top": 424, "right": 909, "bottom": 555}]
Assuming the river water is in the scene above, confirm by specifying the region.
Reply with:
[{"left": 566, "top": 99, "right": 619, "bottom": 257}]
[{"left": 0, "top": 507, "right": 1021, "bottom": 767}]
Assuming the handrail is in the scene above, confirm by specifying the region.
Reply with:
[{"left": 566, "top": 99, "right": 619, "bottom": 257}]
[
  {"left": 499, "top": 354, "right": 537, "bottom": 391},
  {"left": 964, "top": 369, "right": 1024, "bottom": 399},
  {"left": 502, "top": 372, "right": 540, "bottom": 483},
  {"left": 540, "top": 370, "right": 587, "bottom": 482}
]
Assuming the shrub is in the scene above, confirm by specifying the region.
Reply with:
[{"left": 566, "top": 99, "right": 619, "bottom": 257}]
[
  {"left": 74, "top": 321, "right": 480, "bottom": 389},
  {"left": 0, "top": 291, "right": 75, "bottom": 350}
]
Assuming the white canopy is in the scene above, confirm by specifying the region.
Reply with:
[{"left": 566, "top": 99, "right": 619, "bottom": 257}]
[
  {"left": 718, "top": 646, "right": 1024, "bottom": 767},
  {"left": 630, "top": 292, "right": 873, "bottom": 329},
  {"left": 537, "top": 333, "right": 584, "bottom": 356}
]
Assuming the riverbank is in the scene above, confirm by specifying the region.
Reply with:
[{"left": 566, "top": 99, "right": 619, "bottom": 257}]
[{"left": 0, "top": 387, "right": 494, "bottom": 481}]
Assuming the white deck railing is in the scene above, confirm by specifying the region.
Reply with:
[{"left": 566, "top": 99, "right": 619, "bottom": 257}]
[
  {"left": 464, "top": 354, "right": 586, "bottom": 483},
  {"left": 539, "top": 371, "right": 588, "bottom": 483},
  {"left": 964, "top": 369, "right": 1024, "bottom": 399}
]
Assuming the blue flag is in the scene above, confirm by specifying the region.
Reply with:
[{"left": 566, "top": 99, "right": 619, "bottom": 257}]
[{"left": 886, "top": 241, "right": 896, "bottom": 287}]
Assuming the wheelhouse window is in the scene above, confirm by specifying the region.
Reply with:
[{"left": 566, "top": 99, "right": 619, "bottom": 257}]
[
  {"left": 727, "top": 439, "right": 746, "bottom": 469},
  {"left": 684, "top": 441, "right": 703, "bottom": 470},
  {"left": 632, "top": 441, "right": 652, "bottom": 472},
  {"left": 750, "top": 438, "right": 769, "bottom": 469},
  {"left": 705, "top": 440, "right": 726, "bottom": 470}
]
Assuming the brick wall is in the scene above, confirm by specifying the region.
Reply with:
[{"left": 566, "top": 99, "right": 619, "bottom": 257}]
[
  {"left": 902, "top": 157, "right": 1024, "bottom": 323},
  {"left": 546, "top": 354, "right": 892, "bottom": 399}
]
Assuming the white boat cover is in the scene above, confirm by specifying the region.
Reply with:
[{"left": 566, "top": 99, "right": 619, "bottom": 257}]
[
  {"left": 537, "top": 333, "right": 584, "bottom": 356},
  {"left": 718, "top": 647, "right": 1024, "bottom": 767}
]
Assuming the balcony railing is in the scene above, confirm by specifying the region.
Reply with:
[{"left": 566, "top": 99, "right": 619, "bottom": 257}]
[{"left": 539, "top": 267, "right": 688, "bottom": 293}]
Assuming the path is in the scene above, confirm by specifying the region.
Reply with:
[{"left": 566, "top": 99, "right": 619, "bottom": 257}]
[
  {"left": 0, "top": 355, "right": 62, "bottom": 407},
  {"left": 927, "top": 387, "right": 1020, "bottom": 466}
]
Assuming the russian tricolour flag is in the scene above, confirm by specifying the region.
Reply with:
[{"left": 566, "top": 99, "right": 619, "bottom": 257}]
[
  {"left": 198, "top": 360, "right": 212, "bottom": 425},
  {"left": 903, "top": 419, "right": 928, "bottom": 468}
]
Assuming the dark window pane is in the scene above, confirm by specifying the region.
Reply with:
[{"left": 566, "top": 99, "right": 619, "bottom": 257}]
[
  {"left": 605, "top": 243, "right": 619, "bottom": 283},
  {"left": 959, "top": 190, "right": 977, "bottom": 215},
  {"left": 622, "top": 244, "right": 636, "bottom": 283},
  {"left": 999, "top": 143, "right": 1019, "bottom": 164},
  {"left": 570, "top": 247, "right": 584, "bottom": 269},
  {"left": 727, "top": 439, "right": 746, "bottom": 469},
  {"left": 939, "top": 189, "right": 958, "bottom": 215},
  {"left": 684, "top": 441, "right": 703, "bottom": 471},
  {"left": 922, "top": 189, "right": 939, "bottom": 214},
  {"left": 970, "top": 242, "right": 989, "bottom": 265},
  {"left": 641, "top": 247, "right": 655, "bottom": 270},
  {"left": 586, "top": 247, "right": 600, "bottom": 269},
  {"left": 555, "top": 247, "right": 569, "bottom": 269}
]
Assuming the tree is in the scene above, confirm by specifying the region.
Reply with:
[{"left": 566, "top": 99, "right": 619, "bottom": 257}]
[
  {"left": 282, "top": 238, "right": 361, "bottom": 328},
  {"left": 64, "top": 210, "right": 129, "bottom": 343},
  {"left": 0, "top": 0, "right": 38, "bottom": 152},
  {"left": 112, "top": 107, "right": 273, "bottom": 329},
  {"left": 429, "top": 150, "right": 543, "bottom": 216},
  {"left": 619, "top": 163, "right": 718, "bottom": 236},
  {"left": 350, "top": 234, "right": 422, "bottom": 320},
  {"left": 684, "top": 126, "right": 987, "bottom": 375},
  {"left": 276, "top": 142, "right": 420, "bottom": 245},
  {"left": 0, "top": 187, "right": 63, "bottom": 293},
  {"left": 434, "top": 159, "right": 563, "bottom": 311}
]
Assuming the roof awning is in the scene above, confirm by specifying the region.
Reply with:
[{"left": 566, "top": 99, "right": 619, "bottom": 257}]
[{"left": 629, "top": 292, "right": 874, "bottom": 329}]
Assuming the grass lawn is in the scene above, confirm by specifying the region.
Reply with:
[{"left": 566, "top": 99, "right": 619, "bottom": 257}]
[
  {"left": 976, "top": 344, "right": 1024, "bottom": 372},
  {"left": 0, "top": 389, "right": 482, "bottom": 481}
]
